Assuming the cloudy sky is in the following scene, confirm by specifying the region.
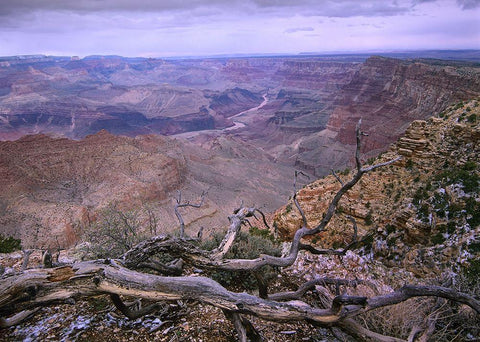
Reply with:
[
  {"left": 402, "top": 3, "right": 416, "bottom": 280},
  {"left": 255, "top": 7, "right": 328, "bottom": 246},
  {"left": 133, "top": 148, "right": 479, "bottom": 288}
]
[{"left": 0, "top": 0, "right": 478, "bottom": 57}]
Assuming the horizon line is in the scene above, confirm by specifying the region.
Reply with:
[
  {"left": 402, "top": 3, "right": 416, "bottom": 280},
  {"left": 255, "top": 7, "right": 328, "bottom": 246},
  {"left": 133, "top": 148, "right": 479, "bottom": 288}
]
[{"left": 1, "top": 49, "right": 480, "bottom": 61}]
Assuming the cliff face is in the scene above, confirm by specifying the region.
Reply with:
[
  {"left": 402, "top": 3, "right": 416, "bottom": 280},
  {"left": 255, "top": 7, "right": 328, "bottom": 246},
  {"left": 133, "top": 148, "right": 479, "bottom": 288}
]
[
  {"left": 0, "top": 131, "right": 185, "bottom": 248},
  {"left": 329, "top": 57, "right": 480, "bottom": 145},
  {"left": 0, "top": 130, "right": 296, "bottom": 249},
  {"left": 295, "top": 57, "right": 480, "bottom": 175},
  {"left": 274, "top": 98, "right": 480, "bottom": 277}
]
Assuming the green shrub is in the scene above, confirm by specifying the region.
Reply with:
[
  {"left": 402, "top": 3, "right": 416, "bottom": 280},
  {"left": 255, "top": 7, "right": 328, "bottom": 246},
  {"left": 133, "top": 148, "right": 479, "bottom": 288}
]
[
  {"left": 364, "top": 211, "right": 373, "bottom": 225},
  {"left": 201, "top": 231, "right": 281, "bottom": 290},
  {"left": 431, "top": 232, "right": 446, "bottom": 245},
  {"left": 412, "top": 187, "right": 429, "bottom": 206},
  {"left": 467, "top": 242, "right": 480, "bottom": 254},
  {"left": 249, "top": 226, "right": 276, "bottom": 242},
  {"left": 435, "top": 162, "right": 479, "bottom": 193},
  {"left": 465, "top": 197, "right": 480, "bottom": 227},
  {"left": 362, "top": 234, "right": 374, "bottom": 252},
  {"left": 461, "top": 259, "right": 480, "bottom": 286},
  {"left": 0, "top": 235, "right": 22, "bottom": 253},
  {"left": 285, "top": 203, "right": 292, "bottom": 214},
  {"left": 81, "top": 204, "right": 151, "bottom": 259},
  {"left": 417, "top": 203, "right": 430, "bottom": 223},
  {"left": 385, "top": 224, "right": 396, "bottom": 235},
  {"left": 405, "top": 159, "right": 414, "bottom": 170}
]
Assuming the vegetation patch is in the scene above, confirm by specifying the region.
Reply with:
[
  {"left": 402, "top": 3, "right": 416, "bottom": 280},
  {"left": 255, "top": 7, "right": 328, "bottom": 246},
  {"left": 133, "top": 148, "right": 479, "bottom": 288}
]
[{"left": 0, "top": 234, "right": 21, "bottom": 253}]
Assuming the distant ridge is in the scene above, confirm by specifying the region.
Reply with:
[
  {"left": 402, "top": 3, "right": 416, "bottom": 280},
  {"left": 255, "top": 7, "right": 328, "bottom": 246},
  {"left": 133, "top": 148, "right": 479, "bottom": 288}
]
[{"left": 0, "top": 49, "right": 479, "bottom": 62}]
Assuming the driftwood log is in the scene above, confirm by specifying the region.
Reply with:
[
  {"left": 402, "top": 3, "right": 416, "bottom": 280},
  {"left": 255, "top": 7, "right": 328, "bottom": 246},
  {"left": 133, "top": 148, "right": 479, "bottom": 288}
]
[{"left": 1, "top": 120, "right": 478, "bottom": 341}]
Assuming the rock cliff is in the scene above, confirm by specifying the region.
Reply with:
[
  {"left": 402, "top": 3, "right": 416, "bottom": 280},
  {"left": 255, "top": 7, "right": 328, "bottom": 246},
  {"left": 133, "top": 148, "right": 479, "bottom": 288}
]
[
  {"left": 0, "top": 131, "right": 295, "bottom": 249},
  {"left": 294, "top": 57, "right": 480, "bottom": 175},
  {"left": 274, "top": 98, "right": 480, "bottom": 277}
]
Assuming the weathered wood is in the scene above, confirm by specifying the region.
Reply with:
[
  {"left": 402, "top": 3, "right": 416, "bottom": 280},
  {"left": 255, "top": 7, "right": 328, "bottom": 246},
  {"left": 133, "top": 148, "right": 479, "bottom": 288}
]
[
  {"left": 174, "top": 190, "right": 206, "bottom": 238},
  {"left": 367, "top": 285, "right": 480, "bottom": 314},
  {"left": 0, "top": 261, "right": 345, "bottom": 324},
  {"left": 1, "top": 119, "right": 476, "bottom": 342},
  {"left": 109, "top": 294, "right": 162, "bottom": 319},
  {"left": 1, "top": 261, "right": 478, "bottom": 331}
]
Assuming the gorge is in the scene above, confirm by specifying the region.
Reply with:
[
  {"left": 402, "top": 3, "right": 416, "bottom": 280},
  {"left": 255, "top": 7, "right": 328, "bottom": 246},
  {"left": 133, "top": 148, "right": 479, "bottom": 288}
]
[
  {"left": 0, "top": 51, "right": 480, "bottom": 341},
  {"left": 1, "top": 53, "right": 479, "bottom": 249}
]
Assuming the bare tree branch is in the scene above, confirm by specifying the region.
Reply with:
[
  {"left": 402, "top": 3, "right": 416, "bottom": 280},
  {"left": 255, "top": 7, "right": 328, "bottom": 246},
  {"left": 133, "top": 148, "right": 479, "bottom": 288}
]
[
  {"left": 293, "top": 170, "right": 310, "bottom": 227},
  {"left": 367, "top": 285, "right": 480, "bottom": 314},
  {"left": 253, "top": 208, "right": 270, "bottom": 230},
  {"left": 3, "top": 118, "right": 470, "bottom": 342},
  {"left": 269, "top": 277, "right": 372, "bottom": 301},
  {"left": 1, "top": 262, "right": 477, "bottom": 331},
  {"left": 110, "top": 294, "right": 162, "bottom": 320},
  {"left": 174, "top": 190, "right": 207, "bottom": 238},
  {"left": 0, "top": 309, "right": 40, "bottom": 328},
  {"left": 137, "top": 258, "right": 183, "bottom": 276},
  {"left": 331, "top": 169, "right": 345, "bottom": 186},
  {"left": 211, "top": 206, "right": 258, "bottom": 260},
  {"left": 338, "top": 318, "right": 406, "bottom": 342}
]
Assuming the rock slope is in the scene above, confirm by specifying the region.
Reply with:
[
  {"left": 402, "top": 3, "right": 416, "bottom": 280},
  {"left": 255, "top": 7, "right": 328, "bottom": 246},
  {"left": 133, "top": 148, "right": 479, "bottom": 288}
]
[
  {"left": 0, "top": 131, "right": 295, "bottom": 249},
  {"left": 293, "top": 57, "right": 480, "bottom": 175},
  {"left": 274, "top": 97, "right": 480, "bottom": 277}
]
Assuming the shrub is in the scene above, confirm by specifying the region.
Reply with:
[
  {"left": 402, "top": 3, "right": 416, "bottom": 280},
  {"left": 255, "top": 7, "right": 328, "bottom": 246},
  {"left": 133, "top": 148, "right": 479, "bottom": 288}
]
[
  {"left": 364, "top": 211, "right": 373, "bottom": 225},
  {"left": 461, "top": 259, "right": 480, "bottom": 288},
  {"left": 0, "top": 235, "right": 21, "bottom": 253},
  {"left": 201, "top": 231, "right": 281, "bottom": 290},
  {"left": 249, "top": 226, "right": 276, "bottom": 242},
  {"left": 385, "top": 224, "right": 396, "bottom": 235},
  {"left": 413, "top": 187, "right": 429, "bottom": 206},
  {"left": 467, "top": 242, "right": 480, "bottom": 254},
  {"left": 435, "top": 162, "right": 479, "bottom": 193},
  {"left": 465, "top": 197, "right": 480, "bottom": 227},
  {"left": 285, "top": 203, "right": 292, "bottom": 214},
  {"left": 431, "top": 232, "right": 445, "bottom": 245},
  {"left": 81, "top": 204, "right": 151, "bottom": 259},
  {"left": 405, "top": 159, "right": 414, "bottom": 170}
]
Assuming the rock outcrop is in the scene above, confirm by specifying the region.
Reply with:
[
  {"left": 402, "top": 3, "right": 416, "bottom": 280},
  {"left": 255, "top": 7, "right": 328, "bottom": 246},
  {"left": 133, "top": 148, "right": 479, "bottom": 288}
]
[{"left": 274, "top": 98, "right": 480, "bottom": 277}]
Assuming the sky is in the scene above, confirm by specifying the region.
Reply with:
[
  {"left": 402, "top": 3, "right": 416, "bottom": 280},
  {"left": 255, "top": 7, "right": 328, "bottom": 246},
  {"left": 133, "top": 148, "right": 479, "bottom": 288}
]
[{"left": 0, "top": 0, "right": 479, "bottom": 58}]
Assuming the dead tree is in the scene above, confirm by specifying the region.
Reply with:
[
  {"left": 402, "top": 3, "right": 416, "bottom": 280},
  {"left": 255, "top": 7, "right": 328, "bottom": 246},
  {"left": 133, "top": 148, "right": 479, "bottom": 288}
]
[
  {"left": 174, "top": 190, "right": 206, "bottom": 238},
  {"left": 1, "top": 120, "right": 479, "bottom": 341}
]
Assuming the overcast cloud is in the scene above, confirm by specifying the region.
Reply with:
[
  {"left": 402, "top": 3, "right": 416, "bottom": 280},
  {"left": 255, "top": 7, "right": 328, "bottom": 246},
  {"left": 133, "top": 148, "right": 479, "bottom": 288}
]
[{"left": 0, "top": 0, "right": 478, "bottom": 57}]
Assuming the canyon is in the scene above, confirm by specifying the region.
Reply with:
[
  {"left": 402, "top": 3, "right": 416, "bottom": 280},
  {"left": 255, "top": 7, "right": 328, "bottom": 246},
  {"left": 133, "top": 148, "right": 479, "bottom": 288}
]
[{"left": 0, "top": 53, "right": 480, "bottom": 249}]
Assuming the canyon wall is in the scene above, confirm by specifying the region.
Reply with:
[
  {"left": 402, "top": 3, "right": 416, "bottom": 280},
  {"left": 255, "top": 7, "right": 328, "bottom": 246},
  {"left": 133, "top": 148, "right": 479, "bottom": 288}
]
[
  {"left": 0, "top": 130, "right": 295, "bottom": 248},
  {"left": 292, "top": 57, "right": 480, "bottom": 174}
]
